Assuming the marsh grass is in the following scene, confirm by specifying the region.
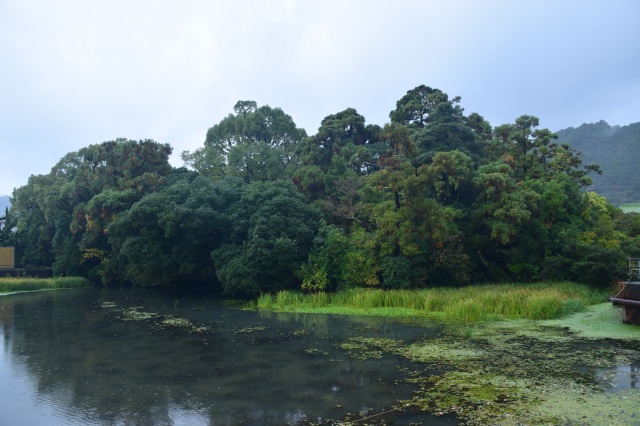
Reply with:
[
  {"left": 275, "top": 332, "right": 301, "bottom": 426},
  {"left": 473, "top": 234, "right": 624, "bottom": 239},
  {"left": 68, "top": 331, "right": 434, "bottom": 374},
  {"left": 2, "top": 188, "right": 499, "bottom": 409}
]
[
  {"left": 0, "top": 277, "right": 91, "bottom": 293},
  {"left": 256, "top": 282, "right": 606, "bottom": 322}
]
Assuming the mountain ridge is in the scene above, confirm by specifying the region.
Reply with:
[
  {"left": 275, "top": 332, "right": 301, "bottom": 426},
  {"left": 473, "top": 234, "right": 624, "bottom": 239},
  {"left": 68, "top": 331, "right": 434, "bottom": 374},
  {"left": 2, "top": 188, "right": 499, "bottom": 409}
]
[{"left": 555, "top": 120, "right": 640, "bottom": 206}]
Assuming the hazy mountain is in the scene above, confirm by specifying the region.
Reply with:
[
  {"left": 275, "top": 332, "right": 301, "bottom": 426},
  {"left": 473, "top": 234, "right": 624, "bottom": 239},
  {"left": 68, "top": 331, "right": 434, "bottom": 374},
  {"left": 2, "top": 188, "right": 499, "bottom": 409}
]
[
  {"left": 0, "top": 195, "right": 10, "bottom": 216},
  {"left": 556, "top": 121, "right": 640, "bottom": 206}
]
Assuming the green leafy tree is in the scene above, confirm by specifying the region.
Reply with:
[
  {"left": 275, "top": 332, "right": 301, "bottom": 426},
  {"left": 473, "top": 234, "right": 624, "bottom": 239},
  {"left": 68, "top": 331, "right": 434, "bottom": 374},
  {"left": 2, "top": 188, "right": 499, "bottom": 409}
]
[
  {"left": 108, "top": 177, "right": 234, "bottom": 289},
  {"left": 380, "top": 256, "right": 411, "bottom": 289},
  {"left": 471, "top": 118, "right": 609, "bottom": 283},
  {"left": 295, "top": 109, "right": 383, "bottom": 200},
  {"left": 472, "top": 160, "right": 541, "bottom": 245},
  {"left": 340, "top": 227, "right": 381, "bottom": 288},
  {"left": 54, "top": 139, "right": 172, "bottom": 277},
  {"left": 364, "top": 123, "right": 470, "bottom": 286},
  {"left": 425, "top": 150, "right": 475, "bottom": 204},
  {"left": 389, "top": 85, "right": 460, "bottom": 129},
  {"left": 542, "top": 192, "right": 627, "bottom": 285},
  {"left": 299, "top": 225, "right": 349, "bottom": 292},
  {"left": 212, "top": 180, "right": 321, "bottom": 296},
  {"left": 9, "top": 139, "right": 172, "bottom": 277},
  {"left": 411, "top": 102, "right": 485, "bottom": 166},
  {"left": 487, "top": 115, "right": 600, "bottom": 185},
  {"left": 0, "top": 207, "right": 12, "bottom": 246},
  {"left": 7, "top": 178, "right": 56, "bottom": 267},
  {"left": 182, "top": 101, "right": 307, "bottom": 181}
]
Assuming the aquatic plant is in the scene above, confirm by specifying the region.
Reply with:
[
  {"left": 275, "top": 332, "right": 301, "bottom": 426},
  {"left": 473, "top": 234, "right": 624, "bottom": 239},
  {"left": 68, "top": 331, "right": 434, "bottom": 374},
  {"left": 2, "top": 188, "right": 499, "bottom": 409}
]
[
  {"left": 335, "top": 313, "right": 640, "bottom": 424},
  {"left": 99, "top": 301, "right": 212, "bottom": 334},
  {"left": 256, "top": 282, "right": 607, "bottom": 321},
  {"left": 398, "top": 331, "right": 640, "bottom": 425},
  {"left": 545, "top": 302, "right": 640, "bottom": 340},
  {"left": 339, "top": 337, "right": 403, "bottom": 360}
]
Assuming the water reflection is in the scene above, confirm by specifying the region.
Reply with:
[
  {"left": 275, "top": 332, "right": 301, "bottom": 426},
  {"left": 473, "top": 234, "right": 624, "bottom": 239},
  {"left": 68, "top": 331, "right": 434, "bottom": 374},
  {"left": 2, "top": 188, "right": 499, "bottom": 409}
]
[
  {"left": 0, "top": 289, "right": 437, "bottom": 425},
  {"left": 595, "top": 362, "right": 640, "bottom": 392}
]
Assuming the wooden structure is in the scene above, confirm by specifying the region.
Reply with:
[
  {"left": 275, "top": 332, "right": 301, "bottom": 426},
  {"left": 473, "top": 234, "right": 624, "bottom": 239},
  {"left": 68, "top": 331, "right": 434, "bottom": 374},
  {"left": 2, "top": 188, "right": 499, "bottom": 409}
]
[
  {"left": 0, "top": 246, "right": 15, "bottom": 269},
  {"left": 609, "top": 258, "right": 640, "bottom": 325}
]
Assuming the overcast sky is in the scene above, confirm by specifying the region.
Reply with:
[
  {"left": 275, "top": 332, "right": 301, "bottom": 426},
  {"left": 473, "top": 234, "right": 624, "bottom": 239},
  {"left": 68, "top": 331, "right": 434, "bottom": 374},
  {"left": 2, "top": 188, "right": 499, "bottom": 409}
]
[{"left": 1, "top": 0, "right": 638, "bottom": 196}]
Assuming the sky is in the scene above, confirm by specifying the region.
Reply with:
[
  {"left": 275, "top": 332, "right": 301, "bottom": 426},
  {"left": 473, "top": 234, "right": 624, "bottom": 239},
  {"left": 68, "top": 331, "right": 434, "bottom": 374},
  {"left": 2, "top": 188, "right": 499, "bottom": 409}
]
[{"left": 1, "top": 0, "right": 639, "bottom": 197}]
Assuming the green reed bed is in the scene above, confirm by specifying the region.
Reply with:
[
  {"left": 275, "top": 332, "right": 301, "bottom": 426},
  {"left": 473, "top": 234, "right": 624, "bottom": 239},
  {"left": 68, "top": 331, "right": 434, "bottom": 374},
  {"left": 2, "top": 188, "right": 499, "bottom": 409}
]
[
  {"left": 256, "top": 282, "right": 607, "bottom": 322},
  {"left": 0, "top": 277, "right": 92, "bottom": 294}
]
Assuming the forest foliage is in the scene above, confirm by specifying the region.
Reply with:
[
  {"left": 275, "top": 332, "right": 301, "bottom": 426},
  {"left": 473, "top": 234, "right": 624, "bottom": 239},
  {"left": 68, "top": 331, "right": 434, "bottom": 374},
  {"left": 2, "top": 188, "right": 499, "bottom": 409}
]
[{"left": 3, "top": 86, "right": 640, "bottom": 296}]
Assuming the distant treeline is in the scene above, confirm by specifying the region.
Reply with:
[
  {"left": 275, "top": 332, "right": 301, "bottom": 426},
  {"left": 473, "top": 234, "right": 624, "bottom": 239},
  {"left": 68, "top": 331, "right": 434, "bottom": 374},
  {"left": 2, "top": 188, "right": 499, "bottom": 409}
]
[
  {"left": 556, "top": 120, "right": 640, "bottom": 206},
  {"left": 2, "top": 86, "right": 639, "bottom": 296}
]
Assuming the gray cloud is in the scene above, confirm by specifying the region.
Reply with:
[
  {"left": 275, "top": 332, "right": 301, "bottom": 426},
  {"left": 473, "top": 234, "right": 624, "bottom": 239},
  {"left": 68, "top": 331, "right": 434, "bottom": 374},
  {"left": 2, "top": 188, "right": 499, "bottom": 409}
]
[{"left": 1, "top": 0, "right": 639, "bottom": 195}]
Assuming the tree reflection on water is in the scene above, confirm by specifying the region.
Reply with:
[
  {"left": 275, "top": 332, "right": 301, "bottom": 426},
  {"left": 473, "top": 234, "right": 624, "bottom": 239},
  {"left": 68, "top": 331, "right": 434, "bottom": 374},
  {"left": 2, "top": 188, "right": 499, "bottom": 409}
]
[{"left": 0, "top": 288, "right": 435, "bottom": 425}]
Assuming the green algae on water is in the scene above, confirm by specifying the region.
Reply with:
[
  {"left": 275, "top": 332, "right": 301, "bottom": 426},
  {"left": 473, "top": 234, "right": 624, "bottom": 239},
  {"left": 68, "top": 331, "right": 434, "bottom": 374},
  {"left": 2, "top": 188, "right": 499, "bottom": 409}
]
[
  {"left": 406, "top": 371, "right": 640, "bottom": 425},
  {"left": 322, "top": 310, "right": 637, "bottom": 424},
  {"left": 303, "top": 347, "right": 328, "bottom": 356},
  {"left": 401, "top": 338, "right": 485, "bottom": 365},
  {"left": 234, "top": 325, "right": 267, "bottom": 333},
  {"left": 99, "top": 301, "right": 212, "bottom": 333},
  {"left": 406, "top": 371, "right": 534, "bottom": 423},
  {"left": 339, "top": 337, "right": 403, "bottom": 360},
  {"left": 526, "top": 380, "right": 640, "bottom": 425},
  {"left": 544, "top": 302, "right": 640, "bottom": 340},
  {"left": 396, "top": 316, "right": 640, "bottom": 425}
]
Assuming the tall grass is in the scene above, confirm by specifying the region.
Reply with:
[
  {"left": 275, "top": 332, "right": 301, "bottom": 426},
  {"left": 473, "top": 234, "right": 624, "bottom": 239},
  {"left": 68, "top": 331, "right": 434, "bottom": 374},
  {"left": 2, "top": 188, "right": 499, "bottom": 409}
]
[
  {"left": 256, "top": 282, "right": 607, "bottom": 322},
  {"left": 0, "top": 277, "right": 91, "bottom": 293}
]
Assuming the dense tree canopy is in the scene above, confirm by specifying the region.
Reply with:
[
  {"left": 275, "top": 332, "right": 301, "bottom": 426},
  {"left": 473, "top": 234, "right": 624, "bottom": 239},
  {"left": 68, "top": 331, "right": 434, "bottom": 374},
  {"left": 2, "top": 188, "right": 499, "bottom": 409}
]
[
  {"left": 181, "top": 101, "right": 307, "bottom": 182},
  {"left": 4, "top": 87, "right": 638, "bottom": 294}
]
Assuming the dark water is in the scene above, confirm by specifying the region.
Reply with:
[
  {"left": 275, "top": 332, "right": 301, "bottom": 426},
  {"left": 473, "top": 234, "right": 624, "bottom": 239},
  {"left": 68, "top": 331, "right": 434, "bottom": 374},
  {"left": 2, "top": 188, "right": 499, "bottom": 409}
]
[{"left": 0, "top": 288, "right": 445, "bottom": 425}]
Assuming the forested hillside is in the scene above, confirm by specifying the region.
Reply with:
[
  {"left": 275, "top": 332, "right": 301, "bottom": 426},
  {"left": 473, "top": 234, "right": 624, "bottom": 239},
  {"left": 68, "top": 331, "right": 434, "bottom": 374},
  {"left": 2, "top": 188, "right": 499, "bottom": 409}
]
[
  {"left": 3, "top": 86, "right": 640, "bottom": 294},
  {"left": 556, "top": 121, "right": 640, "bottom": 206}
]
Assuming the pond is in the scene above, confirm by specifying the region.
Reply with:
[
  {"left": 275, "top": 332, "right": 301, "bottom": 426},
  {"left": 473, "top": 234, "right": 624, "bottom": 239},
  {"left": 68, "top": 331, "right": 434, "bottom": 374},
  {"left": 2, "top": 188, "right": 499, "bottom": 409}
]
[
  {"left": 1, "top": 288, "right": 640, "bottom": 425},
  {"left": 0, "top": 288, "right": 450, "bottom": 425}
]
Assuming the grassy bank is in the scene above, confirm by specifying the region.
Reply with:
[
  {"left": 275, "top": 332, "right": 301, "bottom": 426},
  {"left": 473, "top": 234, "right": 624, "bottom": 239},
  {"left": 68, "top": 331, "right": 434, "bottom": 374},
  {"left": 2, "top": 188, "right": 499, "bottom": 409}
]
[
  {"left": 0, "top": 277, "right": 92, "bottom": 294},
  {"left": 620, "top": 203, "right": 640, "bottom": 213},
  {"left": 255, "top": 282, "right": 607, "bottom": 321}
]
